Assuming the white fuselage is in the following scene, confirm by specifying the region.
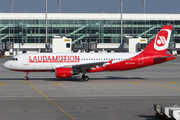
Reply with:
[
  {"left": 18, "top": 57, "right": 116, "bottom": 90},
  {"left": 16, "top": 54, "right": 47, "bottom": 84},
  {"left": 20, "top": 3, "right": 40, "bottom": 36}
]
[{"left": 4, "top": 52, "right": 139, "bottom": 71}]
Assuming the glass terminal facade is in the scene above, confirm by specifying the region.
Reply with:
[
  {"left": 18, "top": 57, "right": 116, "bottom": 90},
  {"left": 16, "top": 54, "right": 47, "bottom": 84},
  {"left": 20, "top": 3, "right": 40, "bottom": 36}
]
[{"left": 0, "top": 14, "right": 180, "bottom": 44}]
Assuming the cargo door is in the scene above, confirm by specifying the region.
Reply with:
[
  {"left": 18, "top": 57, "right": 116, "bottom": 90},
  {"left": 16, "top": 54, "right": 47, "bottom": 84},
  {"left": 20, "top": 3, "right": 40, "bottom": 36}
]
[
  {"left": 138, "top": 54, "right": 144, "bottom": 65},
  {"left": 23, "top": 55, "right": 29, "bottom": 65}
]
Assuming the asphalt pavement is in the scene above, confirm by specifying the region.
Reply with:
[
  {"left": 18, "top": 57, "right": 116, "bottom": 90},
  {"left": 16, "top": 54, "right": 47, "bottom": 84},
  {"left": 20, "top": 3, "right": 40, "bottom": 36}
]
[{"left": 0, "top": 56, "right": 180, "bottom": 120}]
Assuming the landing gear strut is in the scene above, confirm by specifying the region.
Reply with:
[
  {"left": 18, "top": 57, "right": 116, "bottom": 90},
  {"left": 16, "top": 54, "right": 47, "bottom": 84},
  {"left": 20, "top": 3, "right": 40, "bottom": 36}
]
[
  {"left": 82, "top": 74, "right": 89, "bottom": 81},
  {"left": 24, "top": 72, "right": 29, "bottom": 80}
]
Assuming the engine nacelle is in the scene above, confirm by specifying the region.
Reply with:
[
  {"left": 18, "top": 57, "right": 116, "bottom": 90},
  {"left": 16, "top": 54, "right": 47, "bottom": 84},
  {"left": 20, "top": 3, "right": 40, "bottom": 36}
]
[{"left": 55, "top": 68, "right": 72, "bottom": 78}]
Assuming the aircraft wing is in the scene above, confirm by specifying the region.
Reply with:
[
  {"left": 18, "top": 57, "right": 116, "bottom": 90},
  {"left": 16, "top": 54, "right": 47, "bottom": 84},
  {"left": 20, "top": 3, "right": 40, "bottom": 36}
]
[
  {"left": 58, "top": 61, "right": 108, "bottom": 71},
  {"left": 72, "top": 61, "right": 108, "bottom": 70}
]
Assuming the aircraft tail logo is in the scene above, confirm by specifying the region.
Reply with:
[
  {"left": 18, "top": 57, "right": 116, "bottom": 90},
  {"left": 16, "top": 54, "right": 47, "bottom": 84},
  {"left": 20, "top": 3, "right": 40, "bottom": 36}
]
[{"left": 154, "top": 29, "right": 171, "bottom": 51}]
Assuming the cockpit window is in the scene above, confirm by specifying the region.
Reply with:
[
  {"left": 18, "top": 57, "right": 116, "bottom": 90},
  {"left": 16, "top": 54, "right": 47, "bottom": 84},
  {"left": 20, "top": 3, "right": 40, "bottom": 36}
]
[{"left": 10, "top": 58, "right": 18, "bottom": 61}]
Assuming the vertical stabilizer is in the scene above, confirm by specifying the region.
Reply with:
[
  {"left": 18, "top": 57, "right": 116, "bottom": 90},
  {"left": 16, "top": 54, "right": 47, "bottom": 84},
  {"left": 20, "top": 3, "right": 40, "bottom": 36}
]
[{"left": 142, "top": 25, "right": 173, "bottom": 54}]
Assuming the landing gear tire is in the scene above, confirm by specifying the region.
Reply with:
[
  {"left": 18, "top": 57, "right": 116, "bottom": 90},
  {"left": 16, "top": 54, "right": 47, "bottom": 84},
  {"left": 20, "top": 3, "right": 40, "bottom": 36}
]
[
  {"left": 24, "top": 72, "right": 29, "bottom": 80},
  {"left": 81, "top": 74, "right": 89, "bottom": 81},
  {"left": 83, "top": 76, "right": 89, "bottom": 81},
  {"left": 24, "top": 76, "right": 29, "bottom": 80}
]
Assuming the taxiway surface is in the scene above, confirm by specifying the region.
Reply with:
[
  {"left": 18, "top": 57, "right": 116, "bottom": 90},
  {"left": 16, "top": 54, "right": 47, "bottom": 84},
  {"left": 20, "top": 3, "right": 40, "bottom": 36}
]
[{"left": 0, "top": 56, "right": 180, "bottom": 120}]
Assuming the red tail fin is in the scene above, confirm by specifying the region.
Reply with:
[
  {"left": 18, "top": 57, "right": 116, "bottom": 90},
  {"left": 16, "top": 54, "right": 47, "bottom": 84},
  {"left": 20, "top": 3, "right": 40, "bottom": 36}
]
[{"left": 142, "top": 25, "right": 173, "bottom": 54}]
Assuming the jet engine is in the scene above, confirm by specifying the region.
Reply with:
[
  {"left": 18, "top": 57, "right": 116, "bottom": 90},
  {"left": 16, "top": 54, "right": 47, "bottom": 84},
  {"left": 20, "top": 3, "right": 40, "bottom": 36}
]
[{"left": 55, "top": 68, "right": 79, "bottom": 78}]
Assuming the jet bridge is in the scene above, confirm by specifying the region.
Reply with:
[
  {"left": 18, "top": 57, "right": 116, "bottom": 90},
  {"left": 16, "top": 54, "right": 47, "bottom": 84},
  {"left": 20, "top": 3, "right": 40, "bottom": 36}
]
[{"left": 127, "top": 36, "right": 148, "bottom": 52}]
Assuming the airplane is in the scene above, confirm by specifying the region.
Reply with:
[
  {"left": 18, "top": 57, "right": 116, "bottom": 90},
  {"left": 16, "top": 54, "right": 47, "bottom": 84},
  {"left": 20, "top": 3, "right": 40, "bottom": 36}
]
[{"left": 3, "top": 25, "right": 176, "bottom": 81}]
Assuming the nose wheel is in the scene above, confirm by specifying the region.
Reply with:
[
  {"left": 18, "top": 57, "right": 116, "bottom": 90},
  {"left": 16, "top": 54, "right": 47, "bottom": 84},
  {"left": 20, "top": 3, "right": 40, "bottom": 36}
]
[
  {"left": 24, "top": 72, "right": 29, "bottom": 80},
  {"left": 82, "top": 74, "right": 89, "bottom": 81}
]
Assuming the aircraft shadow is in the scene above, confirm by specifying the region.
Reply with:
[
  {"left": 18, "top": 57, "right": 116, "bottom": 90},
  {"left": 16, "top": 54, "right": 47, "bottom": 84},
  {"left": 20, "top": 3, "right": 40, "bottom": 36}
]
[
  {"left": 0, "top": 76, "right": 146, "bottom": 82},
  {"left": 139, "top": 115, "right": 158, "bottom": 120},
  {"left": 91, "top": 76, "right": 145, "bottom": 80}
]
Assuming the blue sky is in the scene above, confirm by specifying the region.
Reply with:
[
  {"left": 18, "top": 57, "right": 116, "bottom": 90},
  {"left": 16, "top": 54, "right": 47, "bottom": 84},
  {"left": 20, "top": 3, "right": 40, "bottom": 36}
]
[{"left": 0, "top": 0, "right": 179, "bottom": 14}]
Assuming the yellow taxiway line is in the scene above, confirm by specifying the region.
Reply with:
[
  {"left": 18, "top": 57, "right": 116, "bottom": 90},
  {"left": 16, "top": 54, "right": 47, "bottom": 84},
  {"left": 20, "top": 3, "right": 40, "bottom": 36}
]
[
  {"left": 0, "top": 83, "right": 7, "bottom": 85},
  {"left": 23, "top": 80, "right": 75, "bottom": 120},
  {"left": 138, "top": 80, "right": 180, "bottom": 91}
]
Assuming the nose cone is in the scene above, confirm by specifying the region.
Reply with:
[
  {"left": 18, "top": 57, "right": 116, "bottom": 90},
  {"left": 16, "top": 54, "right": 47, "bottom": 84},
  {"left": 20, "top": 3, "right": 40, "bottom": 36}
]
[{"left": 3, "top": 61, "right": 10, "bottom": 69}]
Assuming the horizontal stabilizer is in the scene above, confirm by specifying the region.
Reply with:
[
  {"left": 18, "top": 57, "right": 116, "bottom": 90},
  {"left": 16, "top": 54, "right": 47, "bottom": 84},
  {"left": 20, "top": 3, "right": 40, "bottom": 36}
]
[{"left": 153, "top": 56, "right": 175, "bottom": 60}]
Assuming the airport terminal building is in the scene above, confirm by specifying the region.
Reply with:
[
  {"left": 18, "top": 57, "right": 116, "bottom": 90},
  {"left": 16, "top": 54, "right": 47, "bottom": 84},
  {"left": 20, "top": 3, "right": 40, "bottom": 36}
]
[{"left": 0, "top": 13, "right": 180, "bottom": 53}]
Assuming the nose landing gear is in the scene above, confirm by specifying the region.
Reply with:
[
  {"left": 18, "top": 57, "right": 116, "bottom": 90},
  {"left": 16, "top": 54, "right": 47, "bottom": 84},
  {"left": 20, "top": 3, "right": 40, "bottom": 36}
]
[{"left": 24, "top": 72, "right": 29, "bottom": 80}]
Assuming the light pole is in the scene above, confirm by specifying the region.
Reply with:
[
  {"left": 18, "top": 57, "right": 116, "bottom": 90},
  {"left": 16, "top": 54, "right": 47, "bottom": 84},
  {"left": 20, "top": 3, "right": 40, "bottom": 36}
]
[
  {"left": 142, "top": 0, "right": 145, "bottom": 14},
  {"left": 58, "top": 0, "right": 61, "bottom": 13},
  {"left": 45, "top": 0, "right": 48, "bottom": 52},
  {"left": 10, "top": 0, "right": 13, "bottom": 13},
  {"left": 121, "top": 0, "right": 123, "bottom": 44},
  {"left": 0, "top": 20, "right": 1, "bottom": 42}
]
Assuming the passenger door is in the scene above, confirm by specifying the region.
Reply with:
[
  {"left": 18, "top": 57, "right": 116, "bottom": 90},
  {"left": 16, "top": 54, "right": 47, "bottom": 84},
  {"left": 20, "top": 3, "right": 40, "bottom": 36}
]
[{"left": 23, "top": 55, "right": 29, "bottom": 65}]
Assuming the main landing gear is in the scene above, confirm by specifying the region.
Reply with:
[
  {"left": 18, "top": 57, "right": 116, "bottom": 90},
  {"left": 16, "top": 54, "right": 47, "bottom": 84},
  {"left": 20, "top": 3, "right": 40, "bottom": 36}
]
[
  {"left": 24, "top": 72, "right": 29, "bottom": 80},
  {"left": 82, "top": 74, "right": 89, "bottom": 81}
]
